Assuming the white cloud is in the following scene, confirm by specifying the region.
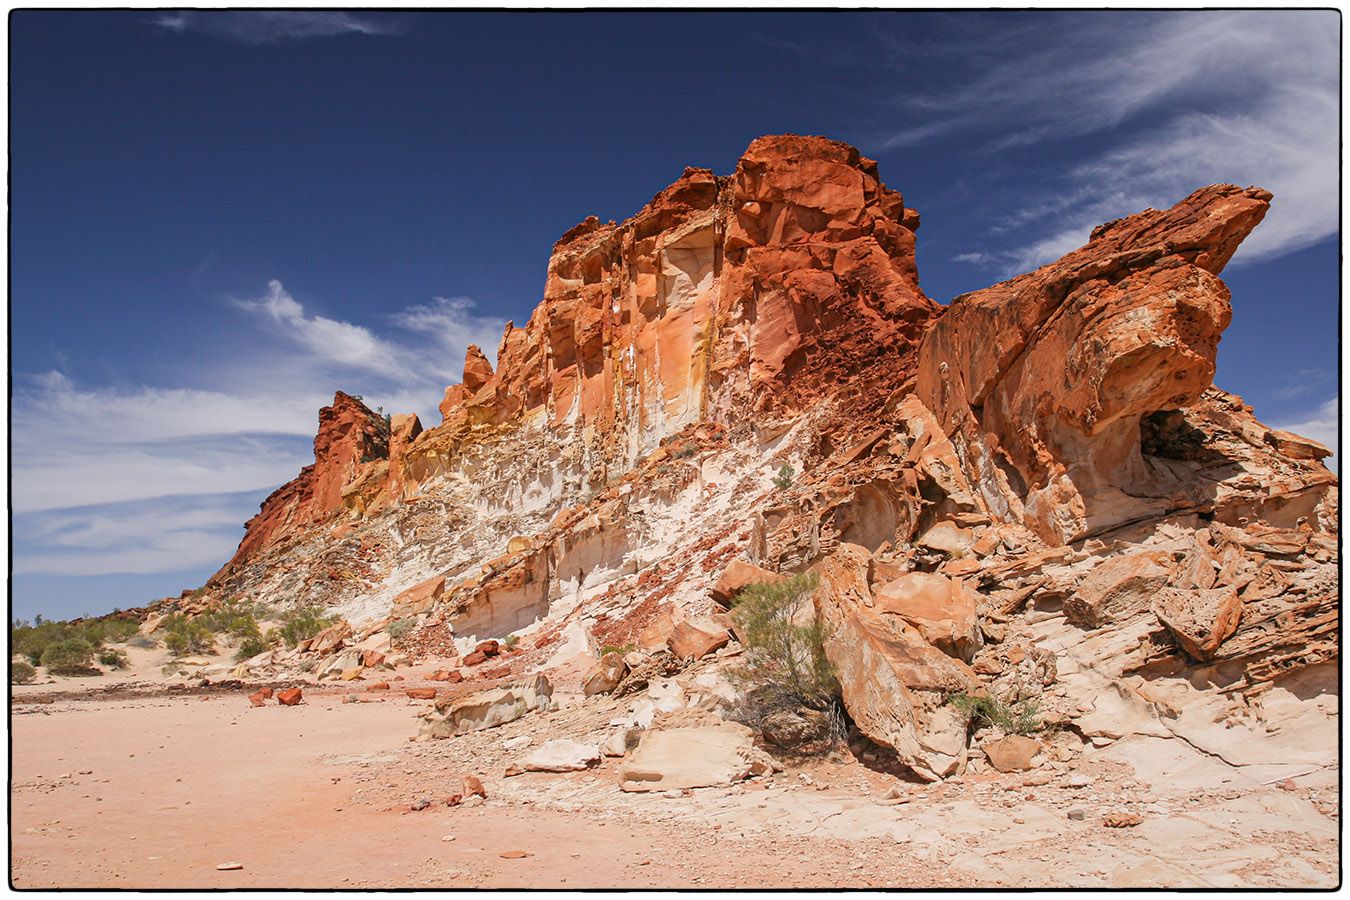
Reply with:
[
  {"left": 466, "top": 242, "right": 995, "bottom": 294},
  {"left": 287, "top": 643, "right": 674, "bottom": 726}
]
[
  {"left": 153, "top": 11, "right": 402, "bottom": 43},
  {"left": 12, "top": 282, "right": 507, "bottom": 577},
  {"left": 879, "top": 11, "right": 1339, "bottom": 275},
  {"left": 239, "top": 280, "right": 410, "bottom": 379},
  {"left": 14, "top": 493, "right": 266, "bottom": 577},
  {"left": 1273, "top": 396, "right": 1339, "bottom": 474}
]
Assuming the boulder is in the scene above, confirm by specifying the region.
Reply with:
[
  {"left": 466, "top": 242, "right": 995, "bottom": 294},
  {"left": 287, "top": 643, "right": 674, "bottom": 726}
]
[
  {"left": 1151, "top": 586, "right": 1243, "bottom": 660},
  {"left": 521, "top": 739, "right": 602, "bottom": 772},
  {"left": 982, "top": 734, "right": 1041, "bottom": 772},
  {"left": 248, "top": 690, "right": 269, "bottom": 707},
  {"left": 361, "top": 650, "right": 386, "bottom": 669},
  {"left": 667, "top": 619, "right": 730, "bottom": 661},
  {"left": 583, "top": 652, "right": 628, "bottom": 696},
  {"left": 405, "top": 687, "right": 438, "bottom": 700},
  {"left": 1064, "top": 552, "right": 1174, "bottom": 628},
  {"left": 812, "top": 543, "right": 978, "bottom": 780},
  {"left": 602, "top": 728, "right": 641, "bottom": 757},
  {"left": 367, "top": 682, "right": 390, "bottom": 691},
  {"left": 417, "top": 674, "right": 553, "bottom": 740},
  {"left": 711, "top": 559, "right": 786, "bottom": 605},
  {"left": 462, "top": 775, "right": 487, "bottom": 798},
  {"left": 390, "top": 575, "right": 447, "bottom": 617},
  {"left": 874, "top": 571, "right": 982, "bottom": 661},
  {"left": 276, "top": 688, "right": 303, "bottom": 706},
  {"left": 308, "top": 620, "right": 353, "bottom": 655},
  {"left": 915, "top": 521, "right": 975, "bottom": 556},
  {"left": 618, "top": 722, "right": 775, "bottom": 791},
  {"left": 759, "top": 708, "right": 834, "bottom": 749}
]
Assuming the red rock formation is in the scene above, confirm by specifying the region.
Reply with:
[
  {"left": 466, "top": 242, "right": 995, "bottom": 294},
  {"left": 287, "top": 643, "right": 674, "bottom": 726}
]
[
  {"left": 213, "top": 392, "right": 388, "bottom": 578},
  {"left": 915, "top": 185, "right": 1274, "bottom": 544},
  {"left": 432, "top": 134, "right": 936, "bottom": 447}
]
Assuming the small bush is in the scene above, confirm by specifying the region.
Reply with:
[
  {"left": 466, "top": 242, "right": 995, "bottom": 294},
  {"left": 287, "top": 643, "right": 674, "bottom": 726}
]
[
  {"left": 386, "top": 617, "right": 416, "bottom": 640},
  {"left": 501, "top": 634, "right": 520, "bottom": 651},
  {"left": 947, "top": 690, "right": 1041, "bottom": 736},
  {"left": 97, "top": 648, "right": 130, "bottom": 669},
  {"left": 235, "top": 635, "right": 270, "bottom": 661},
  {"left": 11, "top": 660, "right": 36, "bottom": 684},
  {"left": 600, "top": 643, "right": 636, "bottom": 657},
  {"left": 158, "top": 614, "right": 215, "bottom": 657},
  {"left": 40, "top": 638, "right": 97, "bottom": 676},
  {"left": 276, "top": 608, "right": 337, "bottom": 648},
  {"left": 728, "top": 572, "right": 842, "bottom": 752},
  {"left": 197, "top": 599, "right": 262, "bottom": 642},
  {"left": 128, "top": 634, "right": 158, "bottom": 649},
  {"left": 773, "top": 464, "right": 795, "bottom": 491}
]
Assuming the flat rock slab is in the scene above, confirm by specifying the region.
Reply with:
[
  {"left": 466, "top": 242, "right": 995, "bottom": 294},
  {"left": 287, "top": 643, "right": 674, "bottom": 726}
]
[
  {"left": 521, "top": 739, "right": 601, "bottom": 773},
  {"left": 618, "top": 722, "right": 772, "bottom": 792}
]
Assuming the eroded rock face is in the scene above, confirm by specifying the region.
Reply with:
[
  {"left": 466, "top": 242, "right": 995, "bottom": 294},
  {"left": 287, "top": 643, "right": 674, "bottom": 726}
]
[
  {"left": 215, "top": 392, "right": 390, "bottom": 577},
  {"left": 915, "top": 185, "right": 1274, "bottom": 545}
]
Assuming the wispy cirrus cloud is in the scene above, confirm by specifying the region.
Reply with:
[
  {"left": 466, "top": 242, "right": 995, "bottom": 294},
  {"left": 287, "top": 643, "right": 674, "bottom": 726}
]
[
  {"left": 12, "top": 281, "right": 506, "bottom": 578},
  {"left": 153, "top": 11, "right": 404, "bottom": 44},
  {"left": 877, "top": 11, "right": 1338, "bottom": 277}
]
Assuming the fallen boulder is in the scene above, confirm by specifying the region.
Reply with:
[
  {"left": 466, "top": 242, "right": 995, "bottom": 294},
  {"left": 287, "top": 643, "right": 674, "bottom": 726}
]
[
  {"left": 462, "top": 775, "right": 487, "bottom": 798},
  {"left": 1064, "top": 551, "right": 1173, "bottom": 628},
  {"left": 874, "top": 571, "right": 982, "bottom": 662},
  {"left": 982, "top": 734, "right": 1041, "bottom": 772},
  {"left": 417, "top": 674, "right": 553, "bottom": 739},
  {"left": 276, "top": 688, "right": 303, "bottom": 706},
  {"left": 405, "top": 687, "right": 438, "bottom": 700},
  {"left": 521, "top": 739, "right": 602, "bottom": 772},
  {"left": 711, "top": 559, "right": 786, "bottom": 605},
  {"left": 667, "top": 618, "right": 730, "bottom": 661},
  {"left": 583, "top": 652, "right": 627, "bottom": 696},
  {"left": 619, "top": 721, "right": 774, "bottom": 792},
  {"left": 1151, "top": 586, "right": 1242, "bottom": 660},
  {"left": 812, "top": 543, "right": 978, "bottom": 780}
]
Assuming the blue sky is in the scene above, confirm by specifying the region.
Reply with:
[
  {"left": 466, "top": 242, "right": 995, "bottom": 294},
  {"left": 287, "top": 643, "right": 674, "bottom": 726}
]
[{"left": 10, "top": 10, "right": 1339, "bottom": 620}]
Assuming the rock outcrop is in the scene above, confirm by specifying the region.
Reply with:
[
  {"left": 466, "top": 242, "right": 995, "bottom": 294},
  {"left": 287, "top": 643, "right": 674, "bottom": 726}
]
[{"left": 183, "top": 134, "right": 1335, "bottom": 785}]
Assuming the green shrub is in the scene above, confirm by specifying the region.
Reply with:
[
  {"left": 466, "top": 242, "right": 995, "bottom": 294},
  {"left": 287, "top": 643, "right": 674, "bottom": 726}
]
[
  {"left": 97, "top": 648, "right": 130, "bottom": 669},
  {"left": 773, "top": 464, "right": 795, "bottom": 491},
  {"left": 728, "top": 572, "right": 843, "bottom": 752},
  {"left": 729, "top": 573, "right": 833, "bottom": 705},
  {"left": 386, "top": 617, "right": 415, "bottom": 640},
  {"left": 40, "top": 638, "right": 97, "bottom": 676},
  {"left": 157, "top": 614, "right": 215, "bottom": 657},
  {"left": 235, "top": 635, "right": 270, "bottom": 661},
  {"left": 11, "top": 660, "right": 36, "bottom": 684},
  {"left": 501, "top": 634, "right": 520, "bottom": 650},
  {"left": 600, "top": 643, "right": 636, "bottom": 657},
  {"left": 947, "top": 690, "right": 1041, "bottom": 736},
  {"left": 128, "top": 634, "right": 158, "bottom": 649},
  {"left": 197, "top": 599, "right": 262, "bottom": 642},
  {"left": 276, "top": 608, "right": 337, "bottom": 648},
  {"left": 99, "top": 618, "right": 141, "bottom": 644}
]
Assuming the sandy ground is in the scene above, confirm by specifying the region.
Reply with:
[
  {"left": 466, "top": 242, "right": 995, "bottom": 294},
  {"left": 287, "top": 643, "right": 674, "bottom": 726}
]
[{"left": 10, "top": 668, "right": 1340, "bottom": 890}]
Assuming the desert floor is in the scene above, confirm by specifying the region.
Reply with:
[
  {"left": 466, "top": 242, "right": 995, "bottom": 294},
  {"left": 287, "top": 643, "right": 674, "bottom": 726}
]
[{"left": 10, "top": 665, "right": 1340, "bottom": 890}]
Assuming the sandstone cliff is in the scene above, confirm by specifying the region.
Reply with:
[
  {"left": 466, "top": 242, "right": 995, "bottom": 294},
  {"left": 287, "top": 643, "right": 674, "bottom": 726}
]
[{"left": 184, "top": 135, "right": 1335, "bottom": 783}]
